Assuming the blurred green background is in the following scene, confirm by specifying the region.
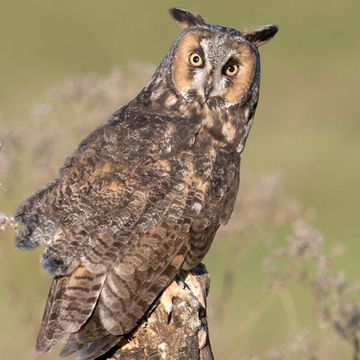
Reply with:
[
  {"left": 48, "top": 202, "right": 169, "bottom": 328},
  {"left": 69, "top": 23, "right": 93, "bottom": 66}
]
[{"left": 0, "top": 0, "right": 359, "bottom": 359}]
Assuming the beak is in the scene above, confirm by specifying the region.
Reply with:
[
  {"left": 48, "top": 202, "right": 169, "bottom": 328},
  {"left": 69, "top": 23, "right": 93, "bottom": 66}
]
[{"left": 204, "top": 82, "right": 214, "bottom": 99}]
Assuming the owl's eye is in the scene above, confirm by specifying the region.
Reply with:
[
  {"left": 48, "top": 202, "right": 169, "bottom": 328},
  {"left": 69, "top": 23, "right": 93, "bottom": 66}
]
[
  {"left": 224, "top": 63, "right": 239, "bottom": 77},
  {"left": 189, "top": 53, "right": 204, "bottom": 67}
]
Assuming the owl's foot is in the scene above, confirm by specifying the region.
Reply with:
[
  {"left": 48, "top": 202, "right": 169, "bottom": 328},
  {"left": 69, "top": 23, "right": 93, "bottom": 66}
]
[
  {"left": 159, "top": 273, "right": 203, "bottom": 322},
  {"left": 159, "top": 269, "right": 209, "bottom": 351},
  {"left": 182, "top": 272, "right": 207, "bottom": 309}
]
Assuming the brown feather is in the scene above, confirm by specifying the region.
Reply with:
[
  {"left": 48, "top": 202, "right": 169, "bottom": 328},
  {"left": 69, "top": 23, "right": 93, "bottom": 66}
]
[
  {"left": 36, "top": 267, "right": 106, "bottom": 352},
  {"left": 36, "top": 276, "right": 69, "bottom": 352}
]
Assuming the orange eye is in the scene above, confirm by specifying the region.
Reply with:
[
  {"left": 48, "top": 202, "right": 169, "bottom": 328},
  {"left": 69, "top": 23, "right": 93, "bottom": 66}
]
[
  {"left": 225, "top": 63, "right": 239, "bottom": 77},
  {"left": 189, "top": 52, "right": 204, "bottom": 67}
]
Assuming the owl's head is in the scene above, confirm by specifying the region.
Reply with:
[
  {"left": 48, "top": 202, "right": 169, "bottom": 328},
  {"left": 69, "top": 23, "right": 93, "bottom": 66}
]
[{"left": 166, "top": 8, "right": 278, "bottom": 108}]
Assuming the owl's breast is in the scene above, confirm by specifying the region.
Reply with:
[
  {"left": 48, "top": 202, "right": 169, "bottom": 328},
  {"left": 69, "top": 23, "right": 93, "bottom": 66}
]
[{"left": 189, "top": 130, "right": 241, "bottom": 233}]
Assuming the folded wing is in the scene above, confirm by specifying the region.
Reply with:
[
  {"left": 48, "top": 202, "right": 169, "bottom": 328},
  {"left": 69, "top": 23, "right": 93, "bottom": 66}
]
[{"left": 15, "top": 109, "right": 202, "bottom": 357}]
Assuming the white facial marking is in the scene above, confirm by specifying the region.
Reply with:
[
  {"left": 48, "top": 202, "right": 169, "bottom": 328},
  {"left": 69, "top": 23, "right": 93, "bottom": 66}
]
[
  {"left": 189, "top": 38, "right": 216, "bottom": 99},
  {"left": 200, "top": 38, "right": 210, "bottom": 52},
  {"left": 192, "top": 70, "right": 206, "bottom": 92}
]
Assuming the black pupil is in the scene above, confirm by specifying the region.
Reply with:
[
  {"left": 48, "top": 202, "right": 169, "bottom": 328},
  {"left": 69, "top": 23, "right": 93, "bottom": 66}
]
[
  {"left": 193, "top": 55, "right": 200, "bottom": 63},
  {"left": 228, "top": 65, "right": 235, "bottom": 73}
]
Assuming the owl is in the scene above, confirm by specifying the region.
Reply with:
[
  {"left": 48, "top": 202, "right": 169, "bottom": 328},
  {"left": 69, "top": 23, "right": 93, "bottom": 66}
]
[{"left": 15, "top": 7, "right": 277, "bottom": 360}]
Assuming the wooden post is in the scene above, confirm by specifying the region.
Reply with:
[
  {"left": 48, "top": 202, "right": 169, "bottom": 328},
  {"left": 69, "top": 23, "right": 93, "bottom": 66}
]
[{"left": 106, "top": 264, "right": 213, "bottom": 360}]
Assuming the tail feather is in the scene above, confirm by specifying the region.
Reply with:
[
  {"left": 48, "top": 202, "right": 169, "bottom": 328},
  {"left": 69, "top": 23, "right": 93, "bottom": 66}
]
[
  {"left": 60, "top": 306, "right": 120, "bottom": 359},
  {"left": 36, "top": 266, "right": 106, "bottom": 353},
  {"left": 75, "top": 335, "right": 120, "bottom": 360},
  {"left": 36, "top": 276, "right": 69, "bottom": 352},
  {"left": 58, "top": 239, "right": 189, "bottom": 358},
  {"left": 60, "top": 334, "right": 120, "bottom": 360}
]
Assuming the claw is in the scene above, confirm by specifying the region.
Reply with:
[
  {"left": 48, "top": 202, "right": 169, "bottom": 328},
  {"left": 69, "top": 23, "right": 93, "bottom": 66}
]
[
  {"left": 197, "top": 325, "right": 207, "bottom": 349},
  {"left": 183, "top": 273, "right": 207, "bottom": 309},
  {"left": 159, "top": 277, "right": 200, "bottom": 323}
]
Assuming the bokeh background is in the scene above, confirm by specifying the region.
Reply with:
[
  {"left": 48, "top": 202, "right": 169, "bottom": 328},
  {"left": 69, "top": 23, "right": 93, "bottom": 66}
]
[{"left": 1, "top": 0, "right": 359, "bottom": 359}]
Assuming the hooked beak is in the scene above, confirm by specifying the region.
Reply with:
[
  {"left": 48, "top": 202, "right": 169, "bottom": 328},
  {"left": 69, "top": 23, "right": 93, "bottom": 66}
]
[{"left": 204, "top": 82, "right": 214, "bottom": 100}]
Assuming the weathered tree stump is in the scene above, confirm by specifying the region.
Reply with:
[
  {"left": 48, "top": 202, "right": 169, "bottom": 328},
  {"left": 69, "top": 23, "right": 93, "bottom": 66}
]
[{"left": 105, "top": 264, "right": 213, "bottom": 360}]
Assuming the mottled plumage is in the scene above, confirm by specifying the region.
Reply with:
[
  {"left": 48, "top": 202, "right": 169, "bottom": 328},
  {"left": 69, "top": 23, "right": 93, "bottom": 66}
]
[{"left": 15, "top": 8, "right": 277, "bottom": 359}]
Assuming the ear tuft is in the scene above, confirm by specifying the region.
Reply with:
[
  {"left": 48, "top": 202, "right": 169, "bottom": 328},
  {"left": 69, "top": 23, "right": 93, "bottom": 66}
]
[
  {"left": 244, "top": 25, "right": 279, "bottom": 47},
  {"left": 169, "top": 8, "right": 206, "bottom": 29}
]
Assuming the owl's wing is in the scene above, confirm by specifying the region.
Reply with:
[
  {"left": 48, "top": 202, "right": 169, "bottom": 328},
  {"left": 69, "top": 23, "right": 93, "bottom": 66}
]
[
  {"left": 58, "top": 230, "right": 190, "bottom": 360},
  {"left": 15, "top": 108, "right": 203, "bottom": 355},
  {"left": 15, "top": 107, "right": 199, "bottom": 255}
]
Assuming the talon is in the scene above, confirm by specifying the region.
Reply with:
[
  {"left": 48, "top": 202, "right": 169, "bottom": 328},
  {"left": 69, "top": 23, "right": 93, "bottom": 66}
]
[
  {"left": 160, "top": 278, "right": 200, "bottom": 323},
  {"left": 159, "top": 289, "right": 175, "bottom": 323},
  {"left": 184, "top": 273, "right": 207, "bottom": 309},
  {"left": 198, "top": 325, "right": 207, "bottom": 349},
  {"left": 175, "top": 278, "right": 186, "bottom": 289}
]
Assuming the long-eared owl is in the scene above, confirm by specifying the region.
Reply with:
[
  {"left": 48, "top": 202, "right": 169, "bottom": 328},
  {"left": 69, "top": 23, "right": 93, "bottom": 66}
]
[{"left": 15, "top": 7, "right": 278, "bottom": 360}]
